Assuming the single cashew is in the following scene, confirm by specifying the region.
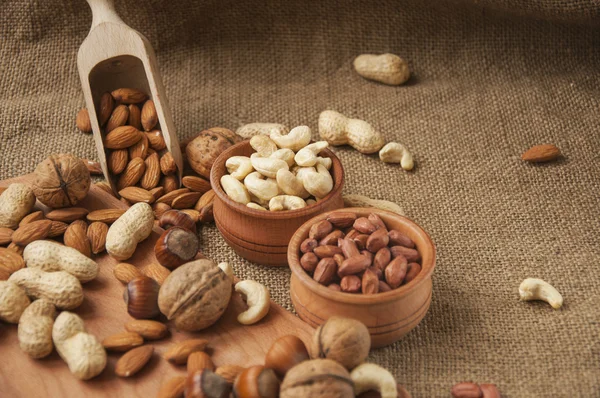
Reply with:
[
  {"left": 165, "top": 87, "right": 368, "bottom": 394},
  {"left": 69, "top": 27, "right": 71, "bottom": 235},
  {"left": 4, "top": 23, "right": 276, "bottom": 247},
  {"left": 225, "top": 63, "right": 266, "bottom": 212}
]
[
  {"left": 269, "top": 195, "right": 307, "bottom": 211},
  {"left": 302, "top": 164, "right": 334, "bottom": 199},
  {"left": 244, "top": 172, "right": 280, "bottom": 203},
  {"left": 247, "top": 202, "right": 267, "bottom": 211},
  {"left": 276, "top": 169, "right": 310, "bottom": 199},
  {"left": 294, "top": 166, "right": 316, "bottom": 181},
  {"left": 23, "top": 240, "right": 98, "bottom": 283},
  {"left": 306, "top": 199, "right": 317, "bottom": 206},
  {"left": 343, "top": 194, "right": 404, "bottom": 215},
  {"left": 9, "top": 268, "right": 84, "bottom": 310},
  {"left": 226, "top": 156, "right": 254, "bottom": 180},
  {"left": 236, "top": 123, "right": 289, "bottom": 139},
  {"left": 106, "top": 203, "right": 154, "bottom": 261},
  {"left": 249, "top": 192, "right": 269, "bottom": 207},
  {"left": 0, "top": 280, "right": 30, "bottom": 323},
  {"left": 351, "top": 363, "right": 398, "bottom": 398},
  {"left": 315, "top": 156, "right": 332, "bottom": 170},
  {"left": 18, "top": 299, "right": 56, "bottom": 358},
  {"left": 221, "top": 175, "right": 251, "bottom": 205},
  {"left": 217, "top": 262, "right": 234, "bottom": 281},
  {"left": 52, "top": 311, "right": 107, "bottom": 380},
  {"left": 235, "top": 280, "right": 270, "bottom": 325},
  {"left": 250, "top": 135, "right": 278, "bottom": 157},
  {"left": 294, "top": 141, "right": 329, "bottom": 167},
  {"left": 269, "top": 148, "right": 296, "bottom": 167},
  {"left": 353, "top": 53, "right": 410, "bottom": 86},
  {"left": 519, "top": 278, "right": 563, "bottom": 309},
  {"left": 270, "top": 125, "right": 312, "bottom": 152},
  {"left": 0, "top": 183, "right": 36, "bottom": 229},
  {"left": 379, "top": 142, "right": 414, "bottom": 171},
  {"left": 319, "top": 110, "right": 385, "bottom": 154},
  {"left": 250, "top": 154, "right": 289, "bottom": 178}
]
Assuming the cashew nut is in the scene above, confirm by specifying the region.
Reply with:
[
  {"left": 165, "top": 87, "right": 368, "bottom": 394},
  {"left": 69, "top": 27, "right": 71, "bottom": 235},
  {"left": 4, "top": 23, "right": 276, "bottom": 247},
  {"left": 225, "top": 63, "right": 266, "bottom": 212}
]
[
  {"left": 244, "top": 172, "right": 280, "bottom": 203},
  {"left": 250, "top": 135, "right": 278, "bottom": 157},
  {"left": 52, "top": 311, "right": 107, "bottom": 380},
  {"left": 235, "top": 280, "right": 270, "bottom": 325},
  {"left": 18, "top": 299, "right": 56, "bottom": 358},
  {"left": 23, "top": 240, "right": 98, "bottom": 283},
  {"left": 270, "top": 148, "right": 296, "bottom": 167},
  {"left": 269, "top": 195, "right": 307, "bottom": 211},
  {"left": 379, "top": 142, "right": 414, "bottom": 171},
  {"left": 236, "top": 123, "right": 289, "bottom": 139},
  {"left": 302, "top": 164, "right": 334, "bottom": 199},
  {"left": 318, "top": 110, "right": 385, "bottom": 154},
  {"left": 106, "top": 203, "right": 154, "bottom": 261},
  {"left": 276, "top": 169, "right": 310, "bottom": 199},
  {"left": 351, "top": 363, "right": 398, "bottom": 398},
  {"left": 294, "top": 141, "right": 329, "bottom": 167},
  {"left": 294, "top": 166, "right": 316, "bottom": 181},
  {"left": 315, "top": 156, "right": 332, "bottom": 170},
  {"left": 270, "top": 125, "right": 312, "bottom": 152},
  {"left": 249, "top": 193, "right": 269, "bottom": 207},
  {"left": 226, "top": 156, "right": 254, "bottom": 180},
  {"left": 9, "top": 268, "right": 84, "bottom": 310},
  {"left": 247, "top": 202, "right": 267, "bottom": 211},
  {"left": 306, "top": 199, "right": 317, "bottom": 206},
  {"left": 519, "top": 278, "right": 563, "bottom": 309},
  {"left": 250, "top": 154, "right": 289, "bottom": 178},
  {"left": 0, "top": 280, "right": 30, "bottom": 323},
  {"left": 217, "top": 262, "right": 234, "bottom": 281},
  {"left": 353, "top": 53, "right": 410, "bottom": 86},
  {"left": 343, "top": 194, "right": 404, "bottom": 215},
  {"left": 221, "top": 175, "right": 251, "bottom": 205},
  {"left": 0, "top": 183, "right": 36, "bottom": 229}
]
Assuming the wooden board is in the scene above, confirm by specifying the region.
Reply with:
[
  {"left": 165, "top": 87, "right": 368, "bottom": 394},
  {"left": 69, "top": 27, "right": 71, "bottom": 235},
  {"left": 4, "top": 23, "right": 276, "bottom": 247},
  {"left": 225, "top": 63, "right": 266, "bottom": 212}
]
[{"left": 0, "top": 174, "right": 313, "bottom": 397}]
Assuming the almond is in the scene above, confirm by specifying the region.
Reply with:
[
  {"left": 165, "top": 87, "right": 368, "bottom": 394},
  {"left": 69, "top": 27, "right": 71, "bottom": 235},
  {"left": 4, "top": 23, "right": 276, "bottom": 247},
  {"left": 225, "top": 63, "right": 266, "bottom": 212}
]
[
  {"left": 0, "top": 227, "right": 13, "bottom": 245},
  {"left": 111, "top": 88, "right": 148, "bottom": 104},
  {"left": 157, "top": 376, "right": 187, "bottom": 398},
  {"left": 313, "top": 245, "right": 343, "bottom": 258},
  {"left": 156, "top": 188, "right": 190, "bottom": 206},
  {"left": 64, "top": 220, "right": 91, "bottom": 257},
  {"left": 338, "top": 254, "right": 370, "bottom": 277},
  {"left": 45, "top": 207, "right": 89, "bottom": 222},
  {"left": 145, "top": 130, "right": 166, "bottom": 151},
  {"left": 105, "top": 104, "right": 130, "bottom": 133},
  {"left": 140, "top": 152, "right": 161, "bottom": 190},
  {"left": 87, "top": 221, "right": 108, "bottom": 254},
  {"left": 215, "top": 365, "right": 245, "bottom": 384},
  {"left": 125, "top": 320, "right": 168, "bottom": 340},
  {"left": 0, "top": 247, "right": 25, "bottom": 274},
  {"left": 149, "top": 186, "right": 164, "bottom": 202},
  {"left": 76, "top": 108, "right": 92, "bottom": 133},
  {"left": 19, "top": 210, "right": 45, "bottom": 227},
  {"left": 366, "top": 228, "right": 389, "bottom": 253},
  {"left": 87, "top": 209, "right": 126, "bottom": 224},
  {"left": 128, "top": 104, "right": 142, "bottom": 130},
  {"left": 313, "top": 257, "right": 337, "bottom": 285},
  {"left": 373, "top": 247, "right": 391, "bottom": 271},
  {"left": 327, "top": 212, "right": 357, "bottom": 228},
  {"left": 198, "top": 202, "right": 214, "bottom": 223},
  {"left": 182, "top": 176, "right": 211, "bottom": 194},
  {"left": 180, "top": 209, "right": 200, "bottom": 223},
  {"left": 152, "top": 203, "right": 171, "bottom": 219},
  {"left": 117, "top": 157, "right": 146, "bottom": 190},
  {"left": 194, "top": 190, "right": 215, "bottom": 211},
  {"left": 187, "top": 352, "right": 215, "bottom": 374},
  {"left": 48, "top": 221, "right": 68, "bottom": 237},
  {"left": 105, "top": 126, "right": 143, "bottom": 149},
  {"left": 388, "top": 230, "right": 415, "bottom": 248},
  {"left": 119, "top": 187, "right": 154, "bottom": 204},
  {"left": 160, "top": 152, "right": 177, "bottom": 175},
  {"left": 309, "top": 220, "right": 333, "bottom": 240},
  {"left": 11, "top": 220, "right": 52, "bottom": 246},
  {"left": 115, "top": 345, "right": 154, "bottom": 377},
  {"left": 163, "top": 339, "right": 209, "bottom": 365},
  {"left": 129, "top": 133, "right": 149, "bottom": 160},
  {"left": 161, "top": 175, "right": 179, "bottom": 194},
  {"left": 361, "top": 268, "right": 379, "bottom": 294},
  {"left": 390, "top": 246, "right": 420, "bottom": 262},
  {"left": 171, "top": 192, "right": 202, "bottom": 209},
  {"left": 144, "top": 262, "right": 171, "bottom": 285},
  {"left": 102, "top": 331, "right": 144, "bottom": 352},
  {"left": 94, "top": 181, "right": 115, "bottom": 196},
  {"left": 114, "top": 262, "right": 144, "bottom": 284},
  {"left": 141, "top": 99, "right": 158, "bottom": 131},
  {"left": 353, "top": 217, "right": 377, "bottom": 234},
  {"left": 99, "top": 92, "right": 114, "bottom": 126},
  {"left": 7, "top": 242, "right": 24, "bottom": 256},
  {"left": 108, "top": 149, "right": 129, "bottom": 174},
  {"left": 521, "top": 144, "right": 561, "bottom": 163},
  {"left": 84, "top": 159, "right": 103, "bottom": 175},
  {"left": 385, "top": 256, "right": 408, "bottom": 289},
  {"left": 319, "top": 230, "right": 344, "bottom": 246}
]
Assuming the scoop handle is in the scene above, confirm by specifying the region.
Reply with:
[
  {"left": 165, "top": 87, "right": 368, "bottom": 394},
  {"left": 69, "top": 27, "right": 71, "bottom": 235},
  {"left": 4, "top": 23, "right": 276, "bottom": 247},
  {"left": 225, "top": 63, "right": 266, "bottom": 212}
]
[{"left": 87, "top": 0, "right": 125, "bottom": 31}]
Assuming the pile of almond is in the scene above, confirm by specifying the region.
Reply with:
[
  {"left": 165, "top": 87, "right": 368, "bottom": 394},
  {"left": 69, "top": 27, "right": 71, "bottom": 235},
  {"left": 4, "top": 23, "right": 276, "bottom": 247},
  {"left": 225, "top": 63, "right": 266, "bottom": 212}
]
[{"left": 299, "top": 211, "right": 422, "bottom": 294}]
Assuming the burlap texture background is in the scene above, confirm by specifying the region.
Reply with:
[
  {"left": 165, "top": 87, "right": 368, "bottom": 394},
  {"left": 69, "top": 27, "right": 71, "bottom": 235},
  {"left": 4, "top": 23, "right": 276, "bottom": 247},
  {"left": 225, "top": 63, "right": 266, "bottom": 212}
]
[{"left": 1, "top": 0, "right": 599, "bottom": 396}]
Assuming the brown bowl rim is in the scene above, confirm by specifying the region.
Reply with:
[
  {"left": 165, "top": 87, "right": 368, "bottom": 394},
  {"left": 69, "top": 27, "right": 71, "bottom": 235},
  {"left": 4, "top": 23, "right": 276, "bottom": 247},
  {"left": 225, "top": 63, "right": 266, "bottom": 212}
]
[
  {"left": 210, "top": 140, "right": 344, "bottom": 219},
  {"left": 288, "top": 207, "right": 436, "bottom": 305}
]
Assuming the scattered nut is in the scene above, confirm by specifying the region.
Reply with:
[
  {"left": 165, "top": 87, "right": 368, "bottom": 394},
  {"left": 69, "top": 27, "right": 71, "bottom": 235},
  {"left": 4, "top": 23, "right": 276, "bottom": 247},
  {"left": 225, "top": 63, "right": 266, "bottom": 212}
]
[
  {"left": 0, "top": 183, "right": 36, "bottom": 229},
  {"left": 0, "top": 280, "right": 30, "bottom": 323},
  {"left": 235, "top": 280, "right": 270, "bottom": 325},
  {"left": 379, "top": 142, "right": 414, "bottom": 171},
  {"left": 106, "top": 202, "right": 154, "bottom": 260},
  {"left": 519, "top": 278, "right": 563, "bottom": 309},
  {"left": 318, "top": 110, "right": 385, "bottom": 154},
  {"left": 124, "top": 276, "right": 161, "bottom": 319},
  {"left": 351, "top": 362, "right": 398, "bottom": 398}
]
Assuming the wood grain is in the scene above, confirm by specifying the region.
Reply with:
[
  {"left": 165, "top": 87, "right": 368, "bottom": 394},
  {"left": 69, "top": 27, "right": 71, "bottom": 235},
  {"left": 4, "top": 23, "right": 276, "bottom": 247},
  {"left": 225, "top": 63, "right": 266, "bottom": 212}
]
[{"left": 0, "top": 174, "right": 312, "bottom": 397}]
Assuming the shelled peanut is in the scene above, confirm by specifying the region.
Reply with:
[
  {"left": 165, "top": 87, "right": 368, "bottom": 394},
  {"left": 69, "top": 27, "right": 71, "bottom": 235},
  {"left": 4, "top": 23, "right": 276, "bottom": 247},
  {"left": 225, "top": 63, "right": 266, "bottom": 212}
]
[{"left": 299, "top": 211, "right": 422, "bottom": 294}]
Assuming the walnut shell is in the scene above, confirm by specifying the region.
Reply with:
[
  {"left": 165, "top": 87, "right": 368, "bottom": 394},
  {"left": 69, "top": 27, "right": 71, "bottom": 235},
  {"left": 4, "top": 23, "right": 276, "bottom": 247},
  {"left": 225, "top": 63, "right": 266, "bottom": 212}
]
[
  {"left": 185, "top": 128, "right": 241, "bottom": 179},
  {"left": 309, "top": 316, "right": 370, "bottom": 370},
  {"left": 32, "top": 154, "right": 91, "bottom": 209},
  {"left": 157, "top": 259, "right": 231, "bottom": 331},
  {"left": 280, "top": 359, "right": 353, "bottom": 398}
]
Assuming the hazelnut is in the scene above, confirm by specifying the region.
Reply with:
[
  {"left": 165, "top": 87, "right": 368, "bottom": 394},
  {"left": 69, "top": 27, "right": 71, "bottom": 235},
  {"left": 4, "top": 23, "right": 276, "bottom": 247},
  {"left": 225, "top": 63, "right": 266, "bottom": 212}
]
[
  {"left": 185, "top": 369, "right": 231, "bottom": 398},
  {"left": 124, "top": 276, "right": 161, "bottom": 319},
  {"left": 280, "top": 359, "right": 353, "bottom": 398},
  {"left": 264, "top": 335, "right": 310, "bottom": 378},
  {"left": 309, "top": 317, "right": 370, "bottom": 370},
  {"left": 154, "top": 227, "right": 200, "bottom": 269},
  {"left": 185, "top": 127, "right": 242, "bottom": 179},
  {"left": 32, "top": 154, "right": 91, "bottom": 208},
  {"left": 158, "top": 260, "right": 232, "bottom": 331},
  {"left": 159, "top": 209, "right": 197, "bottom": 233},
  {"left": 233, "top": 366, "right": 280, "bottom": 398}
]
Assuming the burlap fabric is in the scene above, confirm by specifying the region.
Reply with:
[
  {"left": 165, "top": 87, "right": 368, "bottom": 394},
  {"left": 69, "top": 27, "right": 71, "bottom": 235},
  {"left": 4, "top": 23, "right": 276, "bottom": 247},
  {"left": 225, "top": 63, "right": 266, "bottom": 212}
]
[{"left": 1, "top": 0, "right": 599, "bottom": 396}]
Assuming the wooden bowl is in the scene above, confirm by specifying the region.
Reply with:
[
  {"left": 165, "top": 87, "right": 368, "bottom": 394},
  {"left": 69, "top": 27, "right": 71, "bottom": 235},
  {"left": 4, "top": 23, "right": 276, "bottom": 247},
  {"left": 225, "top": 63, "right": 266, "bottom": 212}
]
[
  {"left": 210, "top": 140, "right": 344, "bottom": 266},
  {"left": 288, "top": 208, "right": 436, "bottom": 348}
]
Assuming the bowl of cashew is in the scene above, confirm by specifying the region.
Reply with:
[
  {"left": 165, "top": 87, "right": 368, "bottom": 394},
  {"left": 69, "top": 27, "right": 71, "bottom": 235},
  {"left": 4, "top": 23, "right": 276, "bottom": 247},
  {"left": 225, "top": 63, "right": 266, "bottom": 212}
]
[{"left": 210, "top": 139, "right": 345, "bottom": 266}]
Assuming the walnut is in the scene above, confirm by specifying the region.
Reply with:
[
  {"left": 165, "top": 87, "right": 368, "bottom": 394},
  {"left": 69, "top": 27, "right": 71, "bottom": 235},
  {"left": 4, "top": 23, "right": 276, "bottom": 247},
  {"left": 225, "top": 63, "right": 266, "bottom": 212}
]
[
  {"left": 32, "top": 154, "right": 91, "bottom": 209},
  {"left": 309, "top": 317, "right": 371, "bottom": 370},
  {"left": 157, "top": 259, "right": 232, "bottom": 331},
  {"left": 185, "top": 127, "right": 242, "bottom": 179},
  {"left": 280, "top": 359, "right": 353, "bottom": 398}
]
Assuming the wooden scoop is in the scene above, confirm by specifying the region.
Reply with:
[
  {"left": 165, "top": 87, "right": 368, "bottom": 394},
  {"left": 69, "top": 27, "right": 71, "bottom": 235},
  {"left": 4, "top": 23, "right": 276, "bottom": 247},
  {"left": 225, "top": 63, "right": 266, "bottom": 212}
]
[{"left": 77, "top": 0, "right": 183, "bottom": 194}]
